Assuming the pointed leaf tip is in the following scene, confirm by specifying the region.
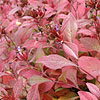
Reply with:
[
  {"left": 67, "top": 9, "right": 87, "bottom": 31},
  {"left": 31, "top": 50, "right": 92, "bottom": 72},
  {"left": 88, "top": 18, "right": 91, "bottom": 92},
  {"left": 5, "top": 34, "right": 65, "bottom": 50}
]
[{"left": 36, "top": 54, "right": 77, "bottom": 70}]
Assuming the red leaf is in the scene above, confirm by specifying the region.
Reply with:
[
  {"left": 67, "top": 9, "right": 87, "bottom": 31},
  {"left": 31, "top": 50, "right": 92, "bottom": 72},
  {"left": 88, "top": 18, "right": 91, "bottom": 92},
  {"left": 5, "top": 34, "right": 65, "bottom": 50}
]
[
  {"left": 13, "top": 79, "right": 23, "bottom": 99},
  {"left": 28, "top": 75, "right": 51, "bottom": 86},
  {"left": 0, "top": 72, "right": 8, "bottom": 77},
  {"left": 2, "top": 75, "right": 15, "bottom": 86},
  {"left": 78, "top": 56, "right": 100, "bottom": 80},
  {"left": 62, "top": 66, "right": 78, "bottom": 88},
  {"left": 5, "top": 19, "right": 18, "bottom": 32},
  {"left": 80, "top": 37, "right": 100, "bottom": 52},
  {"left": 36, "top": 54, "right": 77, "bottom": 70},
  {"left": 27, "top": 84, "right": 40, "bottom": 100},
  {"left": 86, "top": 83, "right": 100, "bottom": 98},
  {"left": 23, "top": 40, "right": 51, "bottom": 50},
  {"left": 42, "top": 94, "right": 52, "bottom": 100},
  {"left": 78, "top": 91, "right": 98, "bottom": 100},
  {"left": 19, "top": 69, "right": 41, "bottom": 79},
  {"left": 39, "top": 81, "right": 54, "bottom": 93}
]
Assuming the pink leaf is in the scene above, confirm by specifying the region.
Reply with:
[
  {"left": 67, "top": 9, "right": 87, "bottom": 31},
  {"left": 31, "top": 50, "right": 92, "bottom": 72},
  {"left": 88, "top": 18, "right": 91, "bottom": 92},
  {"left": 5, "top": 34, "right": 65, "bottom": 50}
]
[
  {"left": 28, "top": 0, "right": 42, "bottom": 8},
  {"left": 55, "top": 0, "right": 68, "bottom": 13},
  {"left": 5, "top": 19, "right": 18, "bottom": 32},
  {"left": 61, "top": 13, "right": 78, "bottom": 42},
  {"left": 63, "top": 42, "right": 78, "bottom": 59},
  {"left": 72, "top": 3, "right": 85, "bottom": 18},
  {"left": 22, "top": 40, "right": 35, "bottom": 50},
  {"left": 36, "top": 54, "right": 77, "bottom": 70},
  {"left": 19, "top": 69, "right": 41, "bottom": 79},
  {"left": 23, "top": 40, "right": 51, "bottom": 50},
  {"left": 8, "top": 7, "right": 21, "bottom": 15},
  {"left": 0, "top": 60, "right": 5, "bottom": 72},
  {"left": 22, "top": 16, "right": 33, "bottom": 19},
  {"left": 27, "top": 84, "right": 40, "bottom": 100},
  {"left": 2, "top": 74, "right": 16, "bottom": 86},
  {"left": 80, "top": 37, "right": 100, "bottom": 52},
  {"left": 86, "top": 83, "right": 100, "bottom": 98},
  {"left": 77, "top": 19, "right": 91, "bottom": 28},
  {"left": 44, "top": 4, "right": 55, "bottom": 18},
  {"left": 0, "top": 72, "right": 8, "bottom": 77},
  {"left": 13, "top": 79, "right": 23, "bottom": 99},
  {"left": 44, "top": 11, "right": 56, "bottom": 18},
  {"left": 56, "top": 14, "right": 67, "bottom": 21},
  {"left": 78, "top": 56, "right": 100, "bottom": 80},
  {"left": 39, "top": 80, "right": 54, "bottom": 93},
  {"left": 78, "top": 91, "right": 98, "bottom": 100},
  {"left": 14, "top": 27, "right": 31, "bottom": 45},
  {"left": 78, "top": 28, "right": 96, "bottom": 36},
  {"left": 77, "top": 0, "right": 85, "bottom": 3},
  {"left": 62, "top": 66, "right": 78, "bottom": 88},
  {"left": 28, "top": 75, "right": 51, "bottom": 86}
]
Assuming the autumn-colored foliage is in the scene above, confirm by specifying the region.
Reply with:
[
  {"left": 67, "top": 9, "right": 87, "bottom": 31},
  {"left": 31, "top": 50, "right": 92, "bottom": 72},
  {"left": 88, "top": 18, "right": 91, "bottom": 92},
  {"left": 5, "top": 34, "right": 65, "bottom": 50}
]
[{"left": 1, "top": 0, "right": 100, "bottom": 100}]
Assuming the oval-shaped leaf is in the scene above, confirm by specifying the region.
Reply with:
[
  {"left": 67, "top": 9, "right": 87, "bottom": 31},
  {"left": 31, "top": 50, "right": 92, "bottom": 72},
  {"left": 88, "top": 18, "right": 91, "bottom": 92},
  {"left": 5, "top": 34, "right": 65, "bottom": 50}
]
[
  {"left": 36, "top": 54, "right": 77, "bottom": 70},
  {"left": 39, "top": 81, "right": 54, "bottom": 93},
  {"left": 28, "top": 75, "right": 51, "bottom": 86},
  {"left": 78, "top": 91, "right": 98, "bottom": 100},
  {"left": 86, "top": 83, "right": 100, "bottom": 98},
  {"left": 80, "top": 37, "right": 100, "bottom": 52},
  {"left": 78, "top": 56, "right": 100, "bottom": 80},
  {"left": 61, "top": 13, "right": 78, "bottom": 42}
]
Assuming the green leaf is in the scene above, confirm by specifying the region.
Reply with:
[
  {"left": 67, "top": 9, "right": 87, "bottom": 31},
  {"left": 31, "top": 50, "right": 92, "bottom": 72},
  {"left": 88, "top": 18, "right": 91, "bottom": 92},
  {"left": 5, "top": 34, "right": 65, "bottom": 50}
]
[
  {"left": 55, "top": 87, "right": 64, "bottom": 92},
  {"left": 28, "top": 75, "right": 51, "bottom": 86}
]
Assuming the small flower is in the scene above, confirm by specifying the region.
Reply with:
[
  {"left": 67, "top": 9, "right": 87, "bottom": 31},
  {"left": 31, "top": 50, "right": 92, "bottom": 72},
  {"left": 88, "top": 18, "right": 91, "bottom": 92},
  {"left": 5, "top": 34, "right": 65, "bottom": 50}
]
[
  {"left": 17, "top": 46, "right": 23, "bottom": 55},
  {"left": 17, "top": 46, "right": 28, "bottom": 61},
  {"left": 97, "top": 16, "right": 99, "bottom": 20},
  {"left": 56, "top": 25, "right": 59, "bottom": 32},
  {"left": 17, "top": 46, "right": 21, "bottom": 52}
]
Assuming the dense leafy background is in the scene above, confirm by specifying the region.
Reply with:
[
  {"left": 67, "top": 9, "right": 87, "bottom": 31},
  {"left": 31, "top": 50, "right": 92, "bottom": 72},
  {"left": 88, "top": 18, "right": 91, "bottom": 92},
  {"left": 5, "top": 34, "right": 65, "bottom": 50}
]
[{"left": 0, "top": 0, "right": 100, "bottom": 100}]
